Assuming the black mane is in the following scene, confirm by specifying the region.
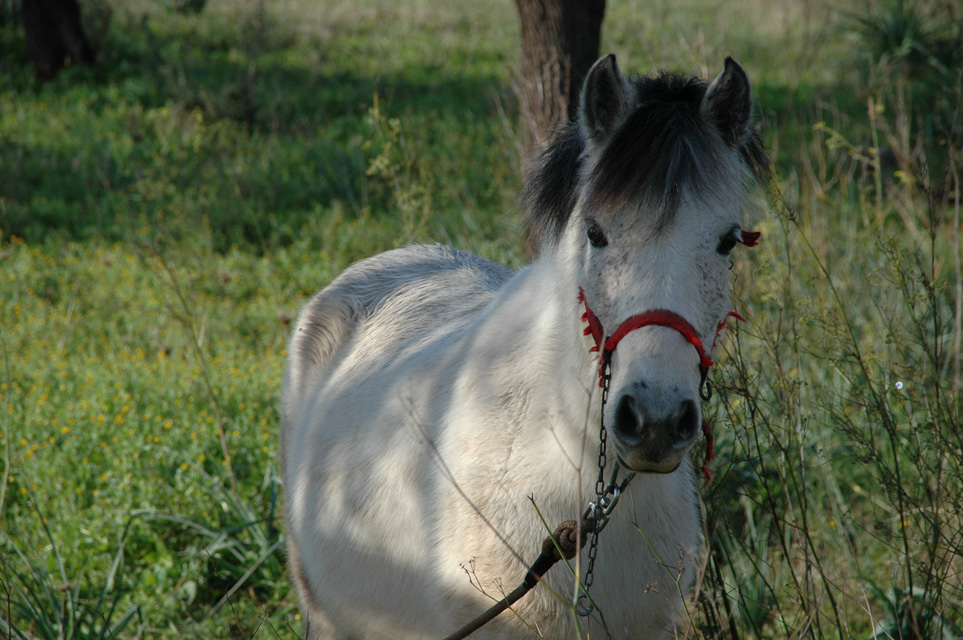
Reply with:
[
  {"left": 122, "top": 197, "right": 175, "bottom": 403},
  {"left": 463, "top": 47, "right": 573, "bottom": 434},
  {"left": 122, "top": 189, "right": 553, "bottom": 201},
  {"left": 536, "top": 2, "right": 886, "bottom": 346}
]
[{"left": 522, "top": 71, "right": 769, "bottom": 252}]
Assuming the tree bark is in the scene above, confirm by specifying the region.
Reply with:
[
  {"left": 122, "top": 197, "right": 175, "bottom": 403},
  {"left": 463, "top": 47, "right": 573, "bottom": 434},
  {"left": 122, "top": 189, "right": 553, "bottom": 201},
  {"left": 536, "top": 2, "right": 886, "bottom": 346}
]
[
  {"left": 514, "top": 0, "right": 605, "bottom": 162},
  {"left": 20, "top": 0, "right": 95, "bottom": 80}
]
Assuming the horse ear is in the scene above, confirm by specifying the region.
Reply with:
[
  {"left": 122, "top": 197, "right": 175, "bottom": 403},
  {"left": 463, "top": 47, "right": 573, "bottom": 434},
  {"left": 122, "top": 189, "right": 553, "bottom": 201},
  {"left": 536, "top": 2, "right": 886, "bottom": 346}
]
[
  {"left": 701, "top": 57, "right": 752, "bottom": 146},
  {"left": 580, "top": 53, "right": 633, "bottom": 145}
]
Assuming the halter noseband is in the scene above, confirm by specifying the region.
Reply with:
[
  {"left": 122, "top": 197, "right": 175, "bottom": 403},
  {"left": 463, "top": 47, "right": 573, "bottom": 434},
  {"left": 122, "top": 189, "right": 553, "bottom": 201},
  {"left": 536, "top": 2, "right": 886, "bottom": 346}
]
[{"left": 577, "top": 288, "right": 715, "bottom": 393}]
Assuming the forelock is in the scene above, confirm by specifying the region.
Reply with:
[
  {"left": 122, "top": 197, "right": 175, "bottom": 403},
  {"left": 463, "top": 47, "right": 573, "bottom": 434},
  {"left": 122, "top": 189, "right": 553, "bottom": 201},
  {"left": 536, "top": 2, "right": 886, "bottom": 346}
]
[{"left": 522, "top": 70, "right": 769, "bottom": 253}]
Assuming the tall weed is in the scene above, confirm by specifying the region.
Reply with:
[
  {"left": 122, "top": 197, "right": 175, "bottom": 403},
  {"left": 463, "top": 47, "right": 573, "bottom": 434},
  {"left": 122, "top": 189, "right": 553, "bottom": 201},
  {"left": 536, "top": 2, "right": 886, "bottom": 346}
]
[
  {"left": 1, "top": 508, "right": 142, "bottom": 640},
  {"left": 697, "top": 9, "right": 962, "bottom": 630}
]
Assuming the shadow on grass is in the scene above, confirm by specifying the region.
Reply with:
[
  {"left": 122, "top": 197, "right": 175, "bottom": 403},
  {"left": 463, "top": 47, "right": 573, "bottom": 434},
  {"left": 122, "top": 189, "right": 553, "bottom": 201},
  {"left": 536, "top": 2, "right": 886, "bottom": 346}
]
[{"left": 0, "top": 11, "right": 512, "bottom": 250}]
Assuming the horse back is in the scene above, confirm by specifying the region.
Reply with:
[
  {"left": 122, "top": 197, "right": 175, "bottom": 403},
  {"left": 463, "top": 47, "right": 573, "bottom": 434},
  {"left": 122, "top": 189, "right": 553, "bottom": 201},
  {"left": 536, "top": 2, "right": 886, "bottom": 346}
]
[{"left": 281, "top": 244, "right": 514, "bottom": 429}]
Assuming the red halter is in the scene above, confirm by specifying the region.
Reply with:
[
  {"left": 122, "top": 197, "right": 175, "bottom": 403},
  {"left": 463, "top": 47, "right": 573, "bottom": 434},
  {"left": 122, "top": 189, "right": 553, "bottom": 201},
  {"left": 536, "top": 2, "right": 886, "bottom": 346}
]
[
  {"left": 576, "top": 229, "right": 759, "bottom": 482},
  {"left": 577, "top": 289, "right": 716, "bottom": 389}
]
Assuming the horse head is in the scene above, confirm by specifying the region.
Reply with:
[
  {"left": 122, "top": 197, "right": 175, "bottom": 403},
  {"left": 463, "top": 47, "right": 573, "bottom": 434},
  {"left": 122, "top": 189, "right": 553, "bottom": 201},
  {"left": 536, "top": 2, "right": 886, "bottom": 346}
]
[{"left": 524, "top": 55, "right": 768, "bottom": 474}]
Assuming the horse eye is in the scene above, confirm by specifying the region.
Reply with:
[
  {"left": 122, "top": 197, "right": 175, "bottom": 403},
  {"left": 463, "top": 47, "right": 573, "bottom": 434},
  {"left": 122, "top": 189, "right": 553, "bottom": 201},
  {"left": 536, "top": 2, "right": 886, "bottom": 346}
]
[
  {"left": 717, "top": 229, "right": 739, "bottom": 255},
  {"left": 587, "top": 221, "right": 608, "bottom": 248}
]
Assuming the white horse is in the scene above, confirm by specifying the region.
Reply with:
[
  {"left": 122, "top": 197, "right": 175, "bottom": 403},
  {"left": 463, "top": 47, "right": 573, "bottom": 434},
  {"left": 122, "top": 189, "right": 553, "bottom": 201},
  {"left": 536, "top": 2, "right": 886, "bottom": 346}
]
[{"left": 282, "top": 55, "right": 768, "bottom": 639}]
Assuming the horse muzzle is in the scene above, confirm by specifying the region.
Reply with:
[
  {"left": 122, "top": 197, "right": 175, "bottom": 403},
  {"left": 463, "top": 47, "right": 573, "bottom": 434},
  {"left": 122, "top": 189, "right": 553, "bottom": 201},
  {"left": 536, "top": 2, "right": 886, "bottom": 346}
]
[
  {"left": 577, "top": 290, "right": 714, "bottom": 474},
  {"left": 609, "top": 390, "right": 701, "bottom": 473}
]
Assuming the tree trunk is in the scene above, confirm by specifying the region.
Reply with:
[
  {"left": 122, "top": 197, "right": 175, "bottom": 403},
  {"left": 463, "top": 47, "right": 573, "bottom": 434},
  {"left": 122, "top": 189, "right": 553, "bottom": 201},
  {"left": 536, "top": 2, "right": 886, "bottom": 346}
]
[
  {"left": 514, "top": 0, "right": 605, "bottom": 162},
  {"left": 20, "top": 0, "right": 94, "bottom": 80}
]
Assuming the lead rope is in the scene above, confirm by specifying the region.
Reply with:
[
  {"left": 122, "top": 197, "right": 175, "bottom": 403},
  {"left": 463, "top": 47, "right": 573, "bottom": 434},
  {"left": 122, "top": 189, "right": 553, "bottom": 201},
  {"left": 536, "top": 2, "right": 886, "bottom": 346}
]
[{"left": 441, "top": 518, "right": 594, "bottom": 640}]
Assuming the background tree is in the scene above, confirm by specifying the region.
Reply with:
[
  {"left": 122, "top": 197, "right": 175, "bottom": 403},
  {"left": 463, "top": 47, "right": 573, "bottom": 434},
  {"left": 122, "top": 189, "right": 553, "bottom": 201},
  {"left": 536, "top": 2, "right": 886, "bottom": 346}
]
[
  {"left": 514, "top": 0, "right": 606, "bottom": 162},
  {"left": 20, "top": 0, "right": 94, "bottom": 80}
]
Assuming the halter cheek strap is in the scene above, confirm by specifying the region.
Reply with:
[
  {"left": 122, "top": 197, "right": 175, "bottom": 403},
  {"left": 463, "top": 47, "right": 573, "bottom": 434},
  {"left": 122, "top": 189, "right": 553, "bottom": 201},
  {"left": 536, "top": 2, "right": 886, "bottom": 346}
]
[{"left": 738, "top": 230, "right": 761, "bottom": 247}]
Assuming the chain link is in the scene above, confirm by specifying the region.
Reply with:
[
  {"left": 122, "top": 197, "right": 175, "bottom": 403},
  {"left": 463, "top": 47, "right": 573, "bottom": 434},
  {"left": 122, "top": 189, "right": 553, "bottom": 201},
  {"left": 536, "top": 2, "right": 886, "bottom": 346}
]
[{"left": 577, "top": 355, "right": 612, "bottom": 616}]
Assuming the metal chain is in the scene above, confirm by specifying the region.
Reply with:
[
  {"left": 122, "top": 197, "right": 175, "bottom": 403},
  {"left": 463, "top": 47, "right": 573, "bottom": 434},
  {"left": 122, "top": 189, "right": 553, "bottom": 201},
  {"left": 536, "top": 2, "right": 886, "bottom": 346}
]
[{"left": 577, "top": 355, "right": 613, "bottom": 616}]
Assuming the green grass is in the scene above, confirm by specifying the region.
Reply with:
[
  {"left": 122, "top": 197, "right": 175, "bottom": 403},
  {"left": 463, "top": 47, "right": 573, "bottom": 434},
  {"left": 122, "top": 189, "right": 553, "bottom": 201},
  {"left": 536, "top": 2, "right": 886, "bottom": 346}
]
[{"left": 2, "top": 0, "right": 960, "bottom": 638}]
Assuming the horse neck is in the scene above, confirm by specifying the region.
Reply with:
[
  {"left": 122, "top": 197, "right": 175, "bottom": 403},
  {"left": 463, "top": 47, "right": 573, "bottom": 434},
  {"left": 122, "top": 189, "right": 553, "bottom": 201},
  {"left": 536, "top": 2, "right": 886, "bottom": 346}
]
[{"left": 513, "top": 249, "right": 600, "bottom": 421}]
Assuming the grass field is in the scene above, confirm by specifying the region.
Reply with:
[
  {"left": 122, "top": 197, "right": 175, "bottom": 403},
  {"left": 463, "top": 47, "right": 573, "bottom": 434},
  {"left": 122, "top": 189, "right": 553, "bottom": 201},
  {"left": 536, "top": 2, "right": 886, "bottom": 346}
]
[{"left": 1, "top": 0, "right": 960, "bottom": 638}]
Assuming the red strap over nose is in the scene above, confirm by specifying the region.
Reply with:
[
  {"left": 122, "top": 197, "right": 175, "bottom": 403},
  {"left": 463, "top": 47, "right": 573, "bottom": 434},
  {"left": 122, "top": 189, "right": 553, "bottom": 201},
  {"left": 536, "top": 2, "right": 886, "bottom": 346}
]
[
  {"left": 578, "top": 288, "right": 713, "bottom": 378},
  {"left": 603, "top": 310, "right": 713, "bottom": 373},
  {"left": 577, "top": 226, "right": 760, "bottom": 370}
]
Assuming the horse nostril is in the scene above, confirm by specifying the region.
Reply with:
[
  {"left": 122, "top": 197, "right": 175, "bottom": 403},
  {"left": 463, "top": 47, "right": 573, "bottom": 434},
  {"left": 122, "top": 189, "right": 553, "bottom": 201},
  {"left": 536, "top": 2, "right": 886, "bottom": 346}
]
[
  {"left": 613, "top": 394, "right": 700, "bottom": 451},
  {"left": 614, "top": 394, "right": 643, "bottom": 445},
  {"left": 674, "top": 399, "right": 700, "bottom": 447}
]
